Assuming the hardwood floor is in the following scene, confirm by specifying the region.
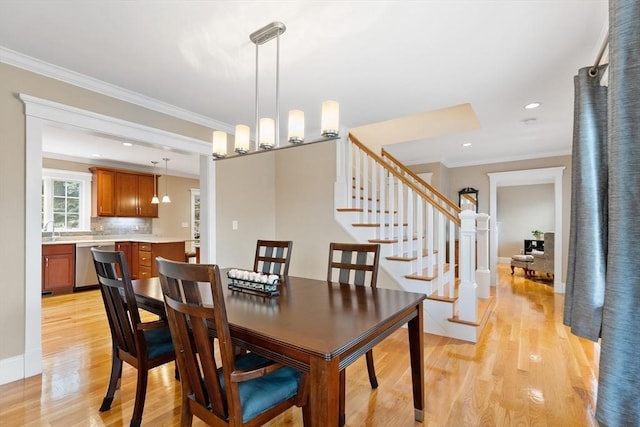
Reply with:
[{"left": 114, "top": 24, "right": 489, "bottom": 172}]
[{"left": 0, "top": 264, "right": 599, "bottom": 426}]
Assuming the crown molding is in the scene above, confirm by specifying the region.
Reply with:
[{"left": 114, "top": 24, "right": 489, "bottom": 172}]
[
  {"left": 403, "top": 148, "right": 572, "bottom": 169},
  {"left": 0, "top": 46, "right": 234, "bottom": 133}
]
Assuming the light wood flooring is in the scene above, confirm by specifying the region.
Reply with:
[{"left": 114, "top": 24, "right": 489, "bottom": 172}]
[{"left": 0, "top": 264, "right": 600, "bottom": 426}]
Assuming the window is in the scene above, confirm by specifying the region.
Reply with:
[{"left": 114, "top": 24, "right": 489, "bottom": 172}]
[
  {"left": 190, "top": 188, "right": 200, "bottom": 241},
  {"left": 42, "top": 169, "right": 92, "bottom": 232}
]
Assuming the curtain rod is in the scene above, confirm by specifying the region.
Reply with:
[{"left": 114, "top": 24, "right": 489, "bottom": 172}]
[{"left": 589, "top": 33, "right": 609, "bottom": 77}]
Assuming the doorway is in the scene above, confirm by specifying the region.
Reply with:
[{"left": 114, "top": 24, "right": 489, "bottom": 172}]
[
  {"left": 22, "top": 94, "right": 214, "bottom": 378},
  {"left": 488, "top": 167, "right": 565, "bottom": 293}
]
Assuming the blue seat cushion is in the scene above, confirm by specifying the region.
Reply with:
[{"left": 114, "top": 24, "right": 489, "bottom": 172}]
[
  {"left": 219, "top": 352, "right": 301, "bottom": 423},
  {"left": 143, "top": 326, "right": 174, "bottom": 359}
]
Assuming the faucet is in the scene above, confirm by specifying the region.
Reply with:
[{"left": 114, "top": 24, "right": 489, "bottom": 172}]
[{"left": 43, "top": 220, "right": 58, "bottom": 241}]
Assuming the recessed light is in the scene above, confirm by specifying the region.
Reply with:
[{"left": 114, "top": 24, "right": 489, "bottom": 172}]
[
  {"left": 92, "top": 154, "right": 101, "bottom": 157},
  {"left": 524, "top": 102, "right": 541, "bottom": 109},
  {"left": 462, "top": 142, "right": 472, "bottom": 147},
  {"left": 122, "top": 142, "right": 133, "bottom": 147}
]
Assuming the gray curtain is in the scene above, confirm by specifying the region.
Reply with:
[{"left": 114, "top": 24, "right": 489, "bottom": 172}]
[
  {"left": 598, "top": 0, "right": 640, "bottom": 425},
  {"left": 565, "top": 1, "right": 640, "bottom": 425},
  {"left": 563, "top": 65, "right": 608, "bottom": 341}
]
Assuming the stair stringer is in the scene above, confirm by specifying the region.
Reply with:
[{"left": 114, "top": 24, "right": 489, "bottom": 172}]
[{"left": 333, "top": 201, "right": 482, "bottom": 342}]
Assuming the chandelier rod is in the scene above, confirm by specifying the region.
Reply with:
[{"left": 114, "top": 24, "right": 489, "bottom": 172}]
[{"left": 250, "top": 21, "right": 286, "bottom": 150}]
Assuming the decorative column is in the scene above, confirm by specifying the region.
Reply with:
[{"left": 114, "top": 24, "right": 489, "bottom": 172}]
[
  {"left": 475, "top": 213, "right": 491, "bottom": 299},
  {"left": 458, "top": 210, "right": 478, "bottom": 322}
]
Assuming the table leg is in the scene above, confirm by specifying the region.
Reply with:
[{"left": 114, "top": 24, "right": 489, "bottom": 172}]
[
  {"left": 408, "top": 302, "right": 425, "bottom": 421},
  {"left": 309, "top": 356, "right": 340, "bottom": 426}
]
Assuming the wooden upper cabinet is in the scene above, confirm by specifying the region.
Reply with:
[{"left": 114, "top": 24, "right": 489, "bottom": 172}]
[
  {"left": 137, "top": 174, "right": 158, "bottom": 217},
  {"left": 91, "top": 168, "right": 116, "bottom": 216},
  {"left": 91, "top": 167, "right": 158, "bottom": 218},
  {"left": 116, "top": 172, "right": 139, "bottom": 217}
]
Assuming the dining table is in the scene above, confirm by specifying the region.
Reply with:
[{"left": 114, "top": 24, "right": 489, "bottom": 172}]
[{"left": 132, "top": 268, "right": 426, "bottom": 426}]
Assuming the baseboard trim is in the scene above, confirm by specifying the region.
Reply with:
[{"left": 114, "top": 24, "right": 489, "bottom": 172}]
[{"left": 0, "top": 354, "right": 25, "bottom": 385}]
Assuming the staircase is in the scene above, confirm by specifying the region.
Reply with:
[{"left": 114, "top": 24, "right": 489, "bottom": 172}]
[{"left": 333, "top": 134, "right": 493, "bottom": 343}]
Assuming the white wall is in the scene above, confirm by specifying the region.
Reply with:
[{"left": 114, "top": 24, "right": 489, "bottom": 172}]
[
  {"left": 497, "top": 184, "right": 554, "bottom": 257},
  {"left": 214, "top": 152, "right": 277, "bottom": 270}
]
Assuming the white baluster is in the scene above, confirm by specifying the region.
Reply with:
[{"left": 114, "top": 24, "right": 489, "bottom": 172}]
[
  {"left": 406, "top": 189, "right": 414, "bottom": 273},
  {"left": 476, "top": 213, "right": 491, "bottom": 299},
  {"left": 416, "top": 199, "right": 424, "bottom": 274},
  {"left": 378, "top": 163, "right": 386, "bottom": 242},
  {"left": 426, "top": 203, "right": 434, "bottom": 280},
  {"left": 345, "top": 138, "right": 353, "bottom": 207},
  {"left": 449, "top": 219, "right": 456, "bottom": 299},
  {"left": 397, "top": 178, "right": 404, "bottom": 255},
  {"left": 354, "top": 147, "right": 361, "bottom": 220},
  {"left": 363, "top": 154, "right": 369, "bottom": 224},
  {"left": 388, "top": 173, "right": 395, "bottom": 250},
  {"left": 458, "top": 210, "right": 478, "bottom": 322}
]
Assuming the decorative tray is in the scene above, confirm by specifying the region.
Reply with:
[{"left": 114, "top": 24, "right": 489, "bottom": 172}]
[{"left": 227, "top": 269, "right": 280, "bottom": 297}]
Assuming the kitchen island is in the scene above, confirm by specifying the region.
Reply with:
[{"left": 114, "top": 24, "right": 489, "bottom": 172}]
[{"left": 42, "top": 237, "right": 187, "bottom": 294}]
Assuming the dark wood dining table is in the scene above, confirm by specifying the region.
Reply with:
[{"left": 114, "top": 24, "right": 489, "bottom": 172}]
[{"left": 132, "top": 268, "right": 426, "bottom": 426}]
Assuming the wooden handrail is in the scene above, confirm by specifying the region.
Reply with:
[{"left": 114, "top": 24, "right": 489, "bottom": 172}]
[
  {"left": 380, "top": 149, "right": 461, "bottom": 214},
  {"left": 348, "top": 133, "right": 461, "bottom": 226}
]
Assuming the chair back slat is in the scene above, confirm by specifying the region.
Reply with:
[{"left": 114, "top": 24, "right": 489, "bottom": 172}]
[
  {"left": 253, "top": 240, "right": 293, "bottom": 276},
  {"left": 92, "top": 248, "right": 142, "bottom": 357},
  {"left": 157, "top": 259, "right": 232, "bottom": 419},
  {"left": 328, "top": 243, "right": 381, "bottom": 288}
]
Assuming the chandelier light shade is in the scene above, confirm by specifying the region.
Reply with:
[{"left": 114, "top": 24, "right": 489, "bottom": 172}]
[
  {"left": 288, "top": 110, "right": 305, "bottom": 144},
  {"left": 259, "top": 118, "right": 275, "bottom": 149},
  {"left": 150, "top": 161, "right": 159, "bottom": 204},
  {"left": 212, "top": 130, "right": 228, "bottom": 158},
  {"left": 161, "top": 157, "right": 171, "bottom": 203},
  {"left": 212, "top": 21, "right": 340, "bottom": 161},
  {"left": 321, "top": 100, "right": 340, "bottom": 137},
  {"left": 234, "top": 124, "right": 250, "bottom": 154}
]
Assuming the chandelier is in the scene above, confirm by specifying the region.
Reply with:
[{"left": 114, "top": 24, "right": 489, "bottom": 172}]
[{"left": 212, "top": 21, "right": 340, "bottom": 160}]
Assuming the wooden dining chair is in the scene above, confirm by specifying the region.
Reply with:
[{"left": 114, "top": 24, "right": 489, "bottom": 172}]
[
  {"left": 253, "top": 239, "right": 293, "bottom": 276},
  {"left": 327, "top": 242, "right": 381, "bottom": 426},
  {"left": 156, "top": 257, "right": 309, "bottom": 426},
  {"left": 91, "top": 248, "right": 175, "bottom": 427}
]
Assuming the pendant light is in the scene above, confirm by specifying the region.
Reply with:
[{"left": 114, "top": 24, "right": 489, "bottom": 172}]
[
  {"left": 150, "top": 161, "right": 159, "bottom": 204},
  {"left": 161, "top": 157, "right": 171, "bottom": 203},
  {"left": 211, "top": 21, "right": 340, "bottom": 160}
]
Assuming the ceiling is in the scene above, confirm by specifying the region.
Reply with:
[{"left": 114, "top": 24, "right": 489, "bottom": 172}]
[{"left": 0, "top": 1, "right": 608, "bottom": 177}]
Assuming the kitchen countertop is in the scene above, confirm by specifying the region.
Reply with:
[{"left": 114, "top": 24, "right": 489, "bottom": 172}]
[{"left": 42, "top": 236, "right": 188, "bottom": 246}]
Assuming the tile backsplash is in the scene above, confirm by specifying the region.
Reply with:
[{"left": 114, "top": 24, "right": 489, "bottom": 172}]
[
  {"left": 42, "top": 217, "right": 153, "bottom": 241},
  {"left": 91, "top": 217, "right": 152, "bottom": 236}
]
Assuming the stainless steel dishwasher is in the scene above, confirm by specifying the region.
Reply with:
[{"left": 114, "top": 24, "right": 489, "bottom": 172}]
[{"left": 75, "top": 241, "right": 115, "bottom": 288}]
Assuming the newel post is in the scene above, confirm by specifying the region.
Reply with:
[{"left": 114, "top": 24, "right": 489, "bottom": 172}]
[
  {"left": 475, "top": 213, "right": 491, "bottom": 299},
  {"left": 458, "top": 210, "right": 477, "bottom": 322}
]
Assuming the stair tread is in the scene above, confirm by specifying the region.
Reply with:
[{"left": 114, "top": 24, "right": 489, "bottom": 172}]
[
  {"left": 386, "top": 249, "right": 436, "bottom": 261},
  {"left": 404, "top": 264, "right": 451, "bottom": 281},
  {"left": 336, "top": 207, "right": 397, "bottom": 213},
  {"left": 368, "top": 238, "right": 398, "bottom": 244},
  {"left": 352, "top": 223, "right": 408, "bottom": 227},
  {"left": 448, "top": 291, "right": 496, "bottom": 326}
]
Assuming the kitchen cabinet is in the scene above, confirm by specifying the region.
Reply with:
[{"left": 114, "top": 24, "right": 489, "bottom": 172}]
[
  {"left": 91, "top": 168, "right": 116, "bottom": 216},
  {"left": 116, "top": 240, "right": 185, "bottom": 279},
  {"left": 42, "top": 244, "right": 75, "bottom": 294},
  {"left": 115, "top": 241, "right": 132, "bottom": 277},
  {"left": 90, "top": 167, "right": 158, "bottom": 218}
]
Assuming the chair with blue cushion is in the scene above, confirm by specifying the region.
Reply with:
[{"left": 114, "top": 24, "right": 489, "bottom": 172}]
[
  {"left": 91, "top": 248, "right": 176, "bottom": 427},
  {"left": 156, "top": 257, "right": 309, "bottom": 426}
]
